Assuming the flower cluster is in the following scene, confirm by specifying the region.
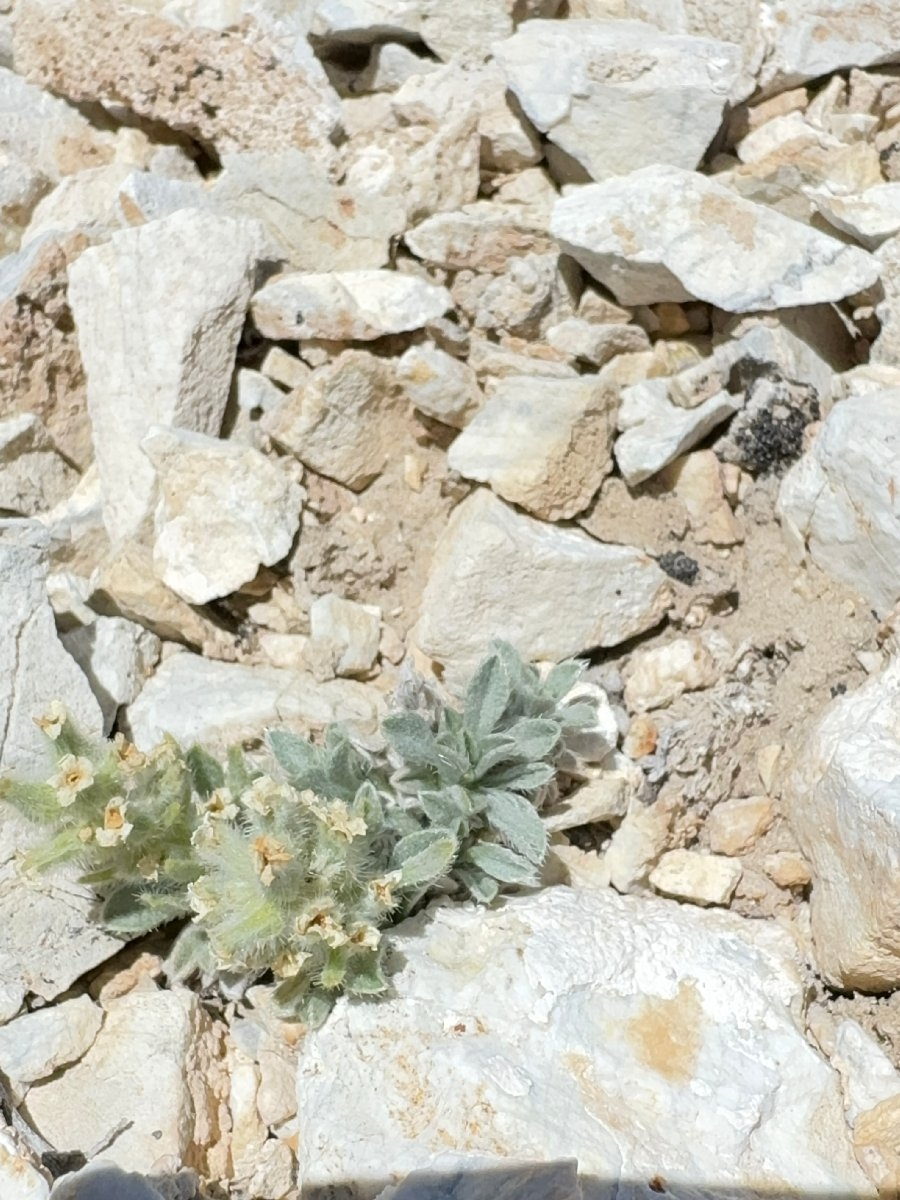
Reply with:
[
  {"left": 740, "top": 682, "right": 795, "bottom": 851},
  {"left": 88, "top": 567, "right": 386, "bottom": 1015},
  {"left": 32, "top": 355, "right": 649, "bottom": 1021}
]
[{"left": 0, "top": 642, "right": 595, "bottom": 1027}]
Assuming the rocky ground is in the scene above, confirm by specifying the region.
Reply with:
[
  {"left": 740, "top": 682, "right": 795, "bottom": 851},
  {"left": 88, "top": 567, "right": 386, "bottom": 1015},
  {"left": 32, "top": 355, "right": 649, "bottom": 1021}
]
[{"left": 4, "top": 1, "right": 900, "bottom": 1198}]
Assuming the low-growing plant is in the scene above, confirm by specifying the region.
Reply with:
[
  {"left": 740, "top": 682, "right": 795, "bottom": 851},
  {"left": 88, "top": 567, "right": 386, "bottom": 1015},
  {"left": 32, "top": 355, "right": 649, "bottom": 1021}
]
[{"left": 0, "top": 642, "right": 595, "bottom": 1026}]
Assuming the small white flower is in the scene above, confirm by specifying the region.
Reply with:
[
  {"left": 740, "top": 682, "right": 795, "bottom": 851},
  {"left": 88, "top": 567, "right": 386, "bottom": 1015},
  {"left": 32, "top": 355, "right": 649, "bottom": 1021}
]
[
  {"left": 322, "top": 799, "right": 367, "bottom": 841},
  {"left": 187, "top": 880, "right": 215, "bottom": 919},
  {"left": 94, "top": 798, "right": 132, "bottom": 847},
  {"left": 112, "top": 732, "right": 147, "bottom": 772},
  {"left": 49, "top": 755, "right": 94, "bottom": 807},
  {"left": 243, "top": 775, "right": 288, "bottom": 816},
  {"left": 201, "top": 787, "right": 239, "bottom": 822},
  {"left": 349, "top": 924, "right": 380, "bottom": 951},
  {"left": 305, "top": 913, "right": 350, "bottom": 948},
  {"left": 251, "top": 835, "right": 292, "bottom": 887},
  {"left": 369, "top": 870, "right": 403, "bottom": 910},
  {"left": 272, "top": 948, "right": 311, "bottom": 979},
  {"left": 33, "top": 700, "right": 66, "bottom": 741}
]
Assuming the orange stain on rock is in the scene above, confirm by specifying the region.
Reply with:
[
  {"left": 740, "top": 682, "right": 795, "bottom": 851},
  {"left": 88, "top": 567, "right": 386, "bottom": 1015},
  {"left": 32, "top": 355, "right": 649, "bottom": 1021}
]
[{"left": 625, "top": 980, "right": 703, "bottom": 1084}]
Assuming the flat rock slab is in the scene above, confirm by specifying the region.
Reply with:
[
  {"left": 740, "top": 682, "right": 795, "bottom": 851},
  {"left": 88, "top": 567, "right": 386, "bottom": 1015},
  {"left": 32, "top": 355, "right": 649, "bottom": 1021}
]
[
  {"left": 785, "top": 658, "right": 900, "bottom": 991},
  {"left": 494, "top": 20, "right": 742, "bottom": 183},
  {"left": 251, "top": 269, "right": 452, "bottom": 341},
  {"left": 551, "top": 165, "right": 880, "bottom": 311},
  {"left": 414, "top": 488, "right": 670, "bottom": 684},
  {"left": 123, "top": 651, "right": 382, "bottom": 753},
  {"left": 297, "top": 886, "right": 870, "bottom": 1198},
  {"left": 777, "top": 391, "right": 900, "bottom": 614}
]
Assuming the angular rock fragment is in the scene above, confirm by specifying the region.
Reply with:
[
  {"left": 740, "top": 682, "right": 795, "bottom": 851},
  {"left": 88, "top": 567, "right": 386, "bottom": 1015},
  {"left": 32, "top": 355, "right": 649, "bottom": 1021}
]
[
  {"left": 650, "top": 849, "right": 742, "bottom": 907},
  {"left": 397, "top": 344, "right": 482, "bottom": 429},
  {"left": 0, "top": 993, "right": 101, "bottom": 1085},
  {"left": 0, "top": 149, "right": 49, "bottom": 254},
  {"left": 60, "top": 616, "right": 161, "bottom": 735},
  {"left": 551, "top": 166, "right": 880, "bottom": 310},
  {"left": 251, "top": 269, "right": 451, "bottom": 342},
  {"left": 546, "top": 318, "right": 650, "bottom": 367},
  {"left": 261, "top": 350, "right": 400, "bottom": 491},
  {"left": 404, "top": 203, "right": 554, "bottom": 272},
  {"left": 308, "top": 594, "right": 381, "bottom": 679},
  {"left": 0, "top": 519, "right": 101, "bottom": 775},
  {"left": 211, "top": 151, "right": 405, "bottom": 271},
  {"left": 123, "top": 652, "right": 382, "bottom": 753},
  {"left": 784, "top": 659, "right": 900, "bottom": 989},
  {"left": 0, "top": 1129, "right": 48, "bottom": 1200},
  {"left": 415, "top": 489, "right": 671, "bottom": 682},
  {"left": 297, "top": 887, "right": 869, "bottom": 1196},
  {"left": 67, "top": 209, "right": 262, "bottom": 543},
  {"left": 495, "top": 20, "right": 742, "bottom": 183},
  {"left": 0, "top": 231, "right": 91, "bottom": 469},
  {"left": 707, "top": 796, "right": 775, "bottom": 857},
  {"left": 447, "top": 375, "right": 617, "bottom": 520},
  {"left": 809, "top": 183, "right": 900, "bottom": 250},
  {"left": 661, "top": 451, "right": 743, "bottom": 546},
  {"left": 614, "top": 377, "right": 741, "bottom": 486},
  {"left": 623, "top": 631, "right": 733, "bottom": 713},
  {"left": 0, "top": 413, "right": 78, "bottom": 515},
  {"left": 758, "top": 0, "right": 900, "bottom": 94},
  {"left": 778, "top": 393, "right": 900, "bottom": 613},
  {"left": 14, "top": 0, "right": 342, "bottom": 166},
  {"left": 25, "top": 984, "right": 218, "bottom": 1175},
  {"left": 141, "top": 426, "right": 304, "bottom": 605}
]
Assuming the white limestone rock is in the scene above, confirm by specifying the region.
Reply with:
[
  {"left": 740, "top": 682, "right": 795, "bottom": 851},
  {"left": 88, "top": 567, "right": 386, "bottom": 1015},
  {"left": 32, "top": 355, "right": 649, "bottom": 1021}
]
[
  {"left": 662, "top": 451, "right": 744, "bottom": 546},
  {"left": 140, "top": 426, "right": 303, "bottom": 605},
  {"left": 419, "top": 0, "right": 563, "bottom": 63},
  {"left": 809, "top": 183, "right": 900, "bottom": 250},
  {"left": 0, "top": 65, "right": 114, "bottom": 183},
  {"left": 308, "top": 594, "right": 381, "bottom": 679},
  {"left": 0, "top": 413, "right": 78, "bottom": 515},
  {"left": 123, "top": 651, "right": 382, "bottom": 753},
  {"left": 447, "top": 375, "right": 617, "bottom": 520},
  {"left": 777, "top": 392, "right": 900, "bottom": 614},
  {"left": 707, "top": 796, "right": 776, "bottom": 857},
  {"left": 415, "top": 489, "right": 671, "bottom": 683},
  {"left": 650, "top": 848, "right": 742, "bottom": 907},
  {"left": 404, "top": 203, "right": 554, "bottom": 272},
  {"left": 251, "top": 269, "right": 451, "bottom": 341},
  {"left": 61, "top": 616, "right": 161, "bottom": 735},
  {"left": 67, "top": 209, "right": 262, "bottom": 544},
  {"left": 0, "top": 1129, "right": 48, "bottom": 1200},
  {"left": 0, "top": 520, "right": 102, "bottom": 776},
  {"left": 211, "top": 151, "right": 404, "bottom": 271},
  {"left": 758, "top": 0, "right": 900, "bottom": 94},
  {"left": 260, "top": 350, "right": 400, "bottom": 492},
  {"left": 297, "top": 887, "right": 870, "bottom": 1197},
  {"left": 623, "top": 631, "right": 733, "bottom": 713},
  {"left": 0, "top": 994, "right": 102, "bottom": 1085},
  {"left": 25, "top": 984, "right": 215, "bottom": 1175},
  {"left": 615, "top": 377, "right": 741, "bottom": 486},
  {"left": 397, "top": 344, "right": 482, "bottom": 429},
  {"left": 0, "top": 149, "right": 49, "bottom": 254},
  {"left": 784, "top": 658, "right": 900, "bottom": 989},
  {"left": 872, "top": 234, "right": 900, "bottom": 367},
  {"left": 494, "top": 20, "right": 742, "bottom": 183},
  {"left": 546, "top": 318, "right": 650, "bottom": 367},
  {"left": 551, "top": 165, "right": 880, "bottom": 310}
]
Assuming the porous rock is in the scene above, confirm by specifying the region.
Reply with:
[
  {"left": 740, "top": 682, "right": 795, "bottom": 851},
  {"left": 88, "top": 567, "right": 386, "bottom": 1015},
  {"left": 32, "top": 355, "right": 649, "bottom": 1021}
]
[
  {"left": 414, "top": 489, "right": 671, "bottom": 683},
  {"left": 13, "top": 0, "right": 342, "bottom": 166},
  {"left": 0, "top": 413, "right": 78, "bottom": 516},
  {"left": 60, "top": 616, "right": 161, "bottom": 736},
  {"left": 397, "top": 344, "right": 482, "bottom": 429},
  {"left": 551, "top": 165, "right": 880, "bottom": 310},
  {"left": 297, "top": 887, "right": 869, "bottom": 1197},
  {"left": 0, "top": 993, "right": 101, "bottom": 1085}
]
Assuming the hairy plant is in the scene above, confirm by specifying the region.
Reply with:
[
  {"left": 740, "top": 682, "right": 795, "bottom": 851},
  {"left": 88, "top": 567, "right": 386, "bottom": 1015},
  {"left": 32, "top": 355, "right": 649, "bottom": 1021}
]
[{"left": 0, "top": 643, "right": 597, "bottom": 1026}]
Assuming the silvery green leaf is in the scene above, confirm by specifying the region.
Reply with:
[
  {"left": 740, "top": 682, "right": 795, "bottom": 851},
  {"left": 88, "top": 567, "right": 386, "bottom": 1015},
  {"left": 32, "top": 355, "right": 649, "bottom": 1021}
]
[
  {"left": 390, "top": 829, "right": 458, "bottom": 886},
  {"left": 101, "top": 885, "right": 184, "bottom": 936},
  {"left": 543, "top": 659, "right": 585, "bottom": 701},
  {"left": 464, "top": 842, "right": 539, "bottom": 884},
  {"left": 479, "top": 759, "right": 556, "bottom": 792},
  {"left": 382, "top": 712, "right": 440, "bottom": 768},
  {"left": 267, "top": 729, "right": 319, "bottom": 787},
  {"left": 559, "top": 702, "right": 598, "bottom": 731},
  {"left": 464, "top": 653, "right": 512, "bottom": 736},
  {"left": 455, "top": 866, "right": 499, "bottom": 904},
  {"left": 225, "top": 746, "right": 254, "bottom": 796},
  {"left": 482, "top": 790, "right": 548, "bottom": 865},
  {"left": 320, "top": 946, "right": 347, "bottom": 991},
  {"left": 344, "top": 951, "right": 388, "bottom": 995},
  {"left": 420, "top": 787, "right": 469, "bottom": 831},
  {"left": 353, "top": 780, "right": 385, "bottom": 833},
  {"left": 505, "top": 717, "right": 562, "bottom": 761},
  {"left": 166, "top": 924, "right": 216, "bottom": 982},
  {"left": 185, "top": 746, "right": 224, "bottom": 800}
]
